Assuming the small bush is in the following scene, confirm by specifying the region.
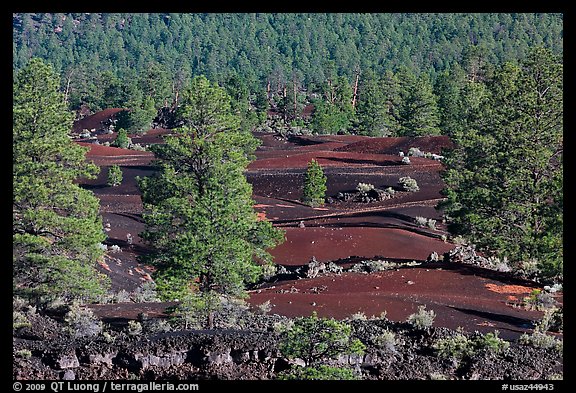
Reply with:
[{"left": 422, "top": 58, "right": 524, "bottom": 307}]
[
  {"left": 349, "top": 259, "right": 397, "bottom": 273},
  {"left": 13, "top": 311, "right": 31, "bottom": 330},
  {"left": 132, "top": 281, "right": 160, "bottom": 303},
  {"left": 101, "top": 331, "right": 116, "bottom": 343},
  {"left": 356, "top": 182, "right": 375, "bottom": 193},
  {"left": 519, "top": 332, "right": 562, "bottom": 353},
  {"left": 15, "top": 349, "right": 32, "bottom": 359},
  {"left": 398, "top": 176, "right": 419, "bottom": 192},
  {"left": 549, "top": 308, "right": 563, "bottom": 333},
  {"left": 473, "top": 330, "right": 509, "bottom": 354},
  {"left": 523, "top": 289, "right": 557, "bottom": 311},
  {"left": 433, "top": 331, "right": 473, "bottom": 361},
  {"left": 373, "top": 330, "right": 397, "bottom": 352},
  {"left": 401, "top": 156, "right": 411, "bottom": 165},
  {"left": 486, "top": 256, "right": 512, "bottom": 272},
  {"left": 415, "top": 216, "right": 428, "bottom": 227},
  {"left": 414, "top": 216, "right": 436, "bottom": 229},
  {"left": 434, "top": 329, "right": 508, "bottom": 362},
  {"left": 256, "top": 300, "right": 272, "bottom": 314},
  {"left": 109, "top": 244, "right": 121, "bottom": 253},
  {"left": 426, "top": 219, "right": 437, "bottom": 230},
  {"left": 407, "top": 305, "right": 435, "bottom": 330},
  {"left": 113, "top": 289, "right": 131, "bottom": 303},
  {"left": 261, "top": 263, "right": 277, "bottom": 280},
  {"left": 408, "top": 147, "right": 424, "bottom": 157},
  {"left": 519, "top": 258, "right": 540, "bottom": 277},
  {"left": 279, "top": 312, "right": 365, "bottom": 367},
  {"left": 350, "top": 311, "right": 368, "bottom": 320},
  {"left": 452, "top": 235, "right": 468, "bottom": 245},
  {"left": 13, "top": 296, "right": 29, "bottom": 311},
  {"left": 142, "top": 318, "right": 172, "bottom": 334},
  {"left": 130, "top": 143, "right": 147, "bottom": 151},
  {"left": 534, "top": 306, "right": 563, "bottom": 333},
  {"left": 127, "top": 320, "right": 143, "bottom": 336},
  {"left": 277, "top": 365, "right": 359, "bottom": 380},
  {"left": 64, "top": 303, "right": 103, "bottom": 338}
]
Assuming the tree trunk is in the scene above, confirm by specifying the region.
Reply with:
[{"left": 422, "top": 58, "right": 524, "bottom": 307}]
[
  {"left": 352, "top": 70, "right": 360, "bottom": 109},
  {"left": 293, "top": 80, "right": 298, "bottom": 119}
]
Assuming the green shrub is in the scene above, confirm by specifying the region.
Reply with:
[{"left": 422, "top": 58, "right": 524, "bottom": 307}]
[
  {"left": 277, "top": 365, "right": 359, "bottom": 380},
  {"left": 167, "top": 292, "right": 221, "bottom": 329},
  {"left": 407, "top": 305, "right": 435, "bottom": 330},
  {"left": 408, "top": 147, "right": 424, "bottom": 157},
  {"left": 519, "top": 332, "right": 562, "bottom": 353},
  {"left": 522, "top": 289, "right": 557, "bottom": 311},
  {"left": 131, "top": 281, "right": 160, "bottom": 303},
  {"left": 302, "top": 159, "right": 327, "bottom": 207},
  {"left": 112, "top": 128, "right": 131, "bottom": 149},
  {"left": 141, "top": 318, "right": 172, "bottom": 334},
  {"left": 64, "top": 303, "right": 102, "bottom": 338},
  {"left": 350, "top": 311, "right": 368, "bottom": 320},
  {"left": 472, "top": 330, "right": 509, "bottom": 354},
  {"left": 372, "top": 330, "right": 397, "bottom": 352},
  {"left": 549, "top": 307, "right": 563, "bottom": 333},
  {"left": 356, "top": 182, "right": 375, "bottom": 193},
  {"left": 127, "top": 320, "right": 143, "bottom": 336},
  {"left": 398, "top": 176, "right": 419, "bottom": 192},
  {"left": 107, "top": 165, "right": 123, "bottom": 186},
  {"left": 15, "top": 349, "right": 32, "bottom": 359},
  {"left": 13, "top": 311, "right": 31, "bottom": 330},
  {"left": 256, "top": 300, "right": 272, "bottom": 314},
  {"left": 101, "top": 331, "right": 116, "bottom": 343},
  {"left": 279, "top": 311, "right": 365, "bottom": 367},
  {"left": 433, "top": 331, "right": 473, "bottom": 361},
  {"left": 415, "top": 216, "right": 428, "bottom": 227},
  {"left": 434, "top": 330, "right": 510, "bottom": 361}
]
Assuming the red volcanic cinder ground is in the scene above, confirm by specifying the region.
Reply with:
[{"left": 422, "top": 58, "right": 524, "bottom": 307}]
[{"left": 77, "top": 112, "right": 562, "bottom": 341}]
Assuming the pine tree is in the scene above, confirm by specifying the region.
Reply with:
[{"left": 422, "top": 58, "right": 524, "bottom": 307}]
[
  {"left": 13, "top": 58, "right": 109, "bottom": 304},
  {"left": 138, "top": 75, "right": 284, "bottom": 302},
  {"left": 439, "top": 48, "right": 563, "bottom": 278},
  {"left": 355, "top": 70, "right": 388, "bottom": 137},
  {"left": 311, "top": 76, "right": 354, "bottom": 134},
  {"left": 107, "top": 165, "right": 123, "bottom": 186},
  {"left": 302, "top": 159, "right": 327, "bottom": 207},
  {"left": 111, "top": 128, "right": 131, "bottom": 149},
  {"left": 396, "top": 68, "right": 440, "bottom": 136}
]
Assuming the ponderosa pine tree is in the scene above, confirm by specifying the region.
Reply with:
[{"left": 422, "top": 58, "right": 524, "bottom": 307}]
[
  {"left": 302, "top": 159, "right": 327, "bottom": 207},
  {"left": 311, "top": 76, "right": 354, "bottom": 134},
  {"left": 13, "top": 58, "right": 109, "bottom": 304},
  {"left": 355, "top": 69, "right": 388, "bottom": 137},
  {"left": 396, "top": 67, "right": 440, "bottom": 136},
  {"left": 439, "top": 47, "right": 563, "bottom": 278},
  {"left": 137, "top": 75, "right": 284, "bottom": 302}
]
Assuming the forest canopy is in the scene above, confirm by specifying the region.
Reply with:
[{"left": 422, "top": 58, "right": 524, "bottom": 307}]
[{"left": 13, "top": 13, "right": 563, "bottom": 118}]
